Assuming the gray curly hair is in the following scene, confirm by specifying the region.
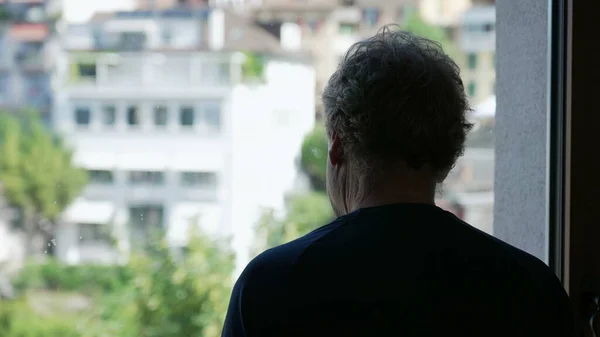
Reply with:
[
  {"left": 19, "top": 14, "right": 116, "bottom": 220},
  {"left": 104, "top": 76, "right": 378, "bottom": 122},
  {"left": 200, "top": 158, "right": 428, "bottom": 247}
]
[{"left": 322, "top": 25, "right": 472, "bottom": 180}]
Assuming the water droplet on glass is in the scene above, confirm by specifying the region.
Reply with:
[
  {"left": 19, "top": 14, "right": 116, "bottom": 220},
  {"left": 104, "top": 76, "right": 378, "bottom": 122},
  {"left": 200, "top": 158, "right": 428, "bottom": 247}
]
[
  {"left": 47, "top": 243, "right": 51, "bottom": 247},
  {"left": 50, "top": 239, "right": 56, "bottom": 246},
  {"left": 44, "top": 250, "right": 47, "bottom": 254},
  {"left": 80, "top": 236, "right": 83, "bottom": 240}
]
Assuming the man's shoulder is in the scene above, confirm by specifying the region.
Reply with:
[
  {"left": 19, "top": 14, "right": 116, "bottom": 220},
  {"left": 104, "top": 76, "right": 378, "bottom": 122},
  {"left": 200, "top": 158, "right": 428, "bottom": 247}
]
[{"left": 237, "top": 218, "right": 347, "bottom": 291}]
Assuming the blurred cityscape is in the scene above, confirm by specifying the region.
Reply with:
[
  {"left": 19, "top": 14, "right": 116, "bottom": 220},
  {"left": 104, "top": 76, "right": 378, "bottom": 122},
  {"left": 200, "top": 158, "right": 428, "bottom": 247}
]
[{"left": 0, "top": 0, "right": 496, "bottom": 335}]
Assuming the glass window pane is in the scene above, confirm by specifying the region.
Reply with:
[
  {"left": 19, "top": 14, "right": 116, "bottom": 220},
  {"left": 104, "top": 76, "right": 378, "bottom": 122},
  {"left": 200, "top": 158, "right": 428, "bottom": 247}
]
[
  {"left": 75, "top": 106, "right": 90, "bottom": 126},
  {"left": 154, "top": 105, "right": 168, "bottom": 127},
  {"left": 129, "top": 171, "right": 165, "bottom": 185},
  {"left": 468, "top": 53, "right": 478, "bottom": 69},
  {"left": 181, "top": 171, "right": 217, "bottom": 188},
  {"left": 89, "top": 170, "right": 114, "bottom": 184},
  {"left": 127, "top": 105, "right": 140, "bottom": 127},
  {"left": 180, "top": 106, "right": 194, "bottom": 127},
  {"left": 102, "top": 105, "right": 116, "bottom": 126},
  {"left": 204, "top": 102, "right": 221, "bottom": 132},
  {"left": 468, "top": 81, "right": 477, "bottom": 97},
  {"left": 78, "top": 223, "right": 112, "bottom": 244}
]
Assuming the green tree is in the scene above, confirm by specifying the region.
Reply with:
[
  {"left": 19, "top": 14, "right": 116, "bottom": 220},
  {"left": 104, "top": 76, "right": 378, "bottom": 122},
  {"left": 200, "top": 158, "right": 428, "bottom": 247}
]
[
  {"left": 128, "top": 225, "right": 235, "bottom": 337},
  {"left": 241, "top": 51, "right": 265, "bottom": 82},
  {"left": 253, "top": 192, "right": 334, "bottom": 255},
  {"left": 0, "top": 111, "right": 87, "bottom": 256},
  {"left": 300, "top": 123, "right": 328, "bottom": 192}
]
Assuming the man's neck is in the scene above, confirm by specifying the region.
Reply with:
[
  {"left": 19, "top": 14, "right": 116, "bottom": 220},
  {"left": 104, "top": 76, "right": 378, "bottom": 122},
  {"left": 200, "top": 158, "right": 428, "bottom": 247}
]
[{"left": 349, "top": 174, "right": 436, "bottom": 212}]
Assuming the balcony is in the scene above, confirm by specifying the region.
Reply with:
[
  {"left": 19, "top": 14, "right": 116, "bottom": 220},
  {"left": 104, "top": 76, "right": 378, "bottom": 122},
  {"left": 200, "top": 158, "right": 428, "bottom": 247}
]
[{"left": 67, "top": 54, "right": 232, "bottom": 90}]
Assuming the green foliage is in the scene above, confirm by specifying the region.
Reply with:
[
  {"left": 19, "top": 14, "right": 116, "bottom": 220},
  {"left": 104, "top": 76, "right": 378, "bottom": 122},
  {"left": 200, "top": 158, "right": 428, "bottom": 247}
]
[
  {"left": 9, "top": 227, "right": 235, "bottom": 337},
  {"left": 127, "top": 227, "right": 235, "bottom": 337},
  {"left": 0, "top": 299, "right": 80, "bottom": 337},
  {"left": 0, "top": 111, "right": 88, "bottom": 253},
  {"left": 241, "top": 51, "right": 265, "bottom": 82},
  {"left": 253, "top": 192, "right": 334, "bottom": 255},
  {"left": 0, "top": 6, "right": 11, "bottom": 21},
  {"left": 13, "top": 261, "right": 133, "bottom": 294},
  {"left": 300, "top": 123, "right": 328, "bottom": 191}
]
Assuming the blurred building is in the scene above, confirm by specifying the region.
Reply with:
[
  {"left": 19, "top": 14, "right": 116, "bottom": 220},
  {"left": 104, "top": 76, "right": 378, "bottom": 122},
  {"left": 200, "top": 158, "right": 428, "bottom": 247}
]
[
  {"left": 458, "top": 2, "right": 495, "bottom": 105},
  {"left": 420, "top": 0, "right": 472, "bottom": 27},
  {"left": 53, "top": 7, "right": 315, "bottom": 271},
  {"left": 135, "top": 0, "right": 261, "bottom": 10},
  {"left": 0, "top": 0, "right": 62, "bottom": 123},
  {"left": 247, "top": 0, "right": 420, "bottom": 117},
  {"left": 443, "top": 95, "right": 495, "bottom": 234}
]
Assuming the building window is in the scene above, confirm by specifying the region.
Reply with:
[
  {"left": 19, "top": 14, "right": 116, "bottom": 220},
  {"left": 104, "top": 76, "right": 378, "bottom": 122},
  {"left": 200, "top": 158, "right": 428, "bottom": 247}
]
[
  {"left": 162, "top": 27, "right": 172, "bottom": 45},
  {"left": 102, "top": 105, "right": 116, "bottom": 127},
  {"left": 129, "top": 205, "right": 164, "bottom": 246},
  {"left": 154, "top": 105, "right": 168, "bottom": 127},
  {"left": 129, "top": 171, "right": 165, "bottom": 185},
  {"left": 204, "top": 102, "right": 221, "bottom": 132},
  {"left": 127, "top": 105, "right": 140, "bottom": 127},
  {"left": 78, "top": 223, "right": 112, "bottom": 244},
  {"left": 363, "top": 7, "right": 380, "bottom": 27},
  {"left": 89, "top": 170, "right": 114, "bottom": 184},
  {"left": 181, "top": 171, "right": 217, "bottom": 189},
  {"left": 129, "top": 205, "right": 165, "bottom": 250},
  {"left": 78, "top": 63, "right": 97, "bottom": 80},
  {"left": 75, "top": 106, "right": 91, "bottom": 127},
  {"left": 180, "top": 106, "right": 195, "bottom": 127},
  {"left": 338, "top": 23, "right": 358, "bottom": 35},
  {"left": 468, "top": 81, "right": 477, "bottom": 97},
  {"left": 118, "top": 32, "right": 147, "bottom": 51},
  {"left": 468, "top": 53, "right": 478, "bottom": 69}
]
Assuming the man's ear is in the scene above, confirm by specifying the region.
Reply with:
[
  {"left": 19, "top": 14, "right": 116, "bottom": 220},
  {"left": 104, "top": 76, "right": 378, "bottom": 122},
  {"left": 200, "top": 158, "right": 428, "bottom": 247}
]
[{"left": 328, "top": 132, "right": 344, "bottom": 167}]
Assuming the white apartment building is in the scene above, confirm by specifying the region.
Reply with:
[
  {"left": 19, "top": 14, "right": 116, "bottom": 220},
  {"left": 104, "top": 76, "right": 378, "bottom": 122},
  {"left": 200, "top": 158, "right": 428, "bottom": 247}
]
[{"left": 52, "top": 7, "right": 315, "bottom": 272}]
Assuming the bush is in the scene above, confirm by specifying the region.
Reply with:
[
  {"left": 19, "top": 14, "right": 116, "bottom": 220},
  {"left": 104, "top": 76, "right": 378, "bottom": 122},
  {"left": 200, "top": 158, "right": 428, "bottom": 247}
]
[
  {"left": 0, "top": 299, "right": 80, "bottom": 337},
  {"left": 13, "top": 260, "right": 133, "bottom": 294},
  {"left": 128, "top": 228, "right": 235, "bottom": 337}
]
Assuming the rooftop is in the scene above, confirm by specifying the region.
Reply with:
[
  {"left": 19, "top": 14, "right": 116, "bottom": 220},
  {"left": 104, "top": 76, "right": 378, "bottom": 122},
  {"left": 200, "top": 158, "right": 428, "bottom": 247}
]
[{"left": 70, "top": 8, "right": 311, "bottom": 59}]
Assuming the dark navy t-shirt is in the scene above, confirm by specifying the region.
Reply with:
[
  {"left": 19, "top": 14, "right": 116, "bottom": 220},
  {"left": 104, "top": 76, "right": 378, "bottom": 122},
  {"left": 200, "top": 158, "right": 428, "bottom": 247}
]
[{"left": 222, "top": 203, "right": 574, "bottom": 337}]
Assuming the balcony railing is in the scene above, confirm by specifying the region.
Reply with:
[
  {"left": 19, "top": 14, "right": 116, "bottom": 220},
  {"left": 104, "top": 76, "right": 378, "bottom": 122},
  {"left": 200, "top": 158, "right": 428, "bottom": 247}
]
[{"left": 68, "top": 56, "right": 232, "bottom": 88}]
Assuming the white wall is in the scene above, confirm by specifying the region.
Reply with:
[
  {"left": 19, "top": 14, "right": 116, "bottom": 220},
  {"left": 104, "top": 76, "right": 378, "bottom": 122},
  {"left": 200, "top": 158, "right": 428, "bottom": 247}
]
[{"left": 228, "top": 58, "right": 315, "bottom": 273}]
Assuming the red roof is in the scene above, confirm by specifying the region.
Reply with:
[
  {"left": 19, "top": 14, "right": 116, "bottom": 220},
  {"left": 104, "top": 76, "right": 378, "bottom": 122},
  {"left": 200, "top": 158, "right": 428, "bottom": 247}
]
[{"left": 9, "top": 23, "right": 49, "bottom": 42}]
